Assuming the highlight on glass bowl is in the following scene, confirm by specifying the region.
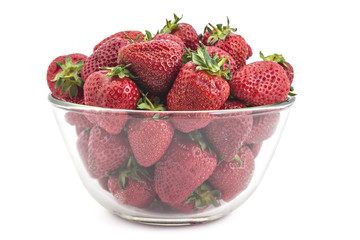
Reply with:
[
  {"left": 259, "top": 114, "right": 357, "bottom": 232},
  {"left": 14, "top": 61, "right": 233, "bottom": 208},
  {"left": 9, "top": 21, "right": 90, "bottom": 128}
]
[{"left": 47, "top": 14, "right": 296, "bottom": 225}]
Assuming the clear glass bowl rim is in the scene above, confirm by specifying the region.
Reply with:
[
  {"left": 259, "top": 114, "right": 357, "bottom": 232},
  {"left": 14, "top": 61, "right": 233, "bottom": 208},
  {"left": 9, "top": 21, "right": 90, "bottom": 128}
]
[{"left": 48, "top": 93, "right": 296, "bottom": 114}]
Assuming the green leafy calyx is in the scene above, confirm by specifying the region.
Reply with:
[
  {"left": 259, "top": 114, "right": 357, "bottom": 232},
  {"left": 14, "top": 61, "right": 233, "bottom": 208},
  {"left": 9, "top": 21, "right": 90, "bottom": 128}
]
[
  {"left": 204, "top": 17, "right": 237, "bottom": 45},
  {"left": 190, "top": 45, "right": 232, "bottom": 80},
  {"left": 184, "top": 182, "right": 221, "bottom": 211},
  {"left": 51, "top": 56, "right": 84, "bottom": 98},
  {"left": 137, "top": 90, "right": 167, "bottom": 111},
  {"left": 160, "top": 13, "right": 182, "bottom": 34},
  {"left": 260, "top": 51, "right": 289, "bottom": 69},
  {"left": 101, "top": 64, "right": 137, "bottom": 80}
]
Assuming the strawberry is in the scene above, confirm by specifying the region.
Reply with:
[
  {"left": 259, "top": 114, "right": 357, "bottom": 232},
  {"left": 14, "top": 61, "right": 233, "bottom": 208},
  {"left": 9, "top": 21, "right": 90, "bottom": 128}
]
[
  {"left": 165, "top": 183, "right": 221, "bottom": 213},
  {"left": 107, "top": 157, "right": 155, "bottom": 208},
  {"left": 81, "top": 37, "right": 129, "bottom": 82},
  {"left": 47, "top": 53, "right": 87, "bottom": 103},
  {"left": 154, "top": 132, "right": 217, "bottom": 204},
  {"left": 247, "top": 142, "right": 263, "bottom": 158},
  {"left": 167, "top": 45, "right": 230, "bottom": 111},
  {"left": 209, "top": 145, "right": 255, "bottom": 202},
  {"left": 93, "top": 30, "right": 145, "bottom": 52},
  {"left": 84, "top": 66, "right": 139, "bottom": 134},
  {"left": 245, "top": 111, "right": 280, "bottom": 144},
  {"left": 260, "top": 52, "right": 294, "bottom": 85},
  {"left": 65, "top": 112, "right": 93, "bottom": 129},
  {"left": 170, "top": 112, "right": 212, "bottom": 133},
  {"left": 87, "top": 126, "right": 131, "bottom": 178},
  {"left": 151, "top": 33, "right": 185, "bottom": 50},
  {"left": 118, "top": 40, "right": 183, "bottom": 95},
  {"left": 203, "top": 99, "right": 253, "bottom": 162},
  {"left": 202, "top": 18, "right": 249, "bottom": 69},
  {"left": 76, "top": 128, "right": 91, "bottom": 169},
  {"left": 230, "top": 61, "right": 290, "bottom": 106},
  {"left": 160, "top": 14, "right": 199, "bottom": 51},
  {"left": 127, "top": 118, "right": 174, "bottom": 167},
  {"left": 206, "top": 46, "right": 238, "bottom": 75}
]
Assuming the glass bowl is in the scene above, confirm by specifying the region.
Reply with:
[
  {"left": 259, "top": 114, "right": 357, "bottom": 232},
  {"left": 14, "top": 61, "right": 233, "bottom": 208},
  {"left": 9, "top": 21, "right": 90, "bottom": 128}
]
[{"left": 48, "top": 94, "right": 295, "bottom": 226}]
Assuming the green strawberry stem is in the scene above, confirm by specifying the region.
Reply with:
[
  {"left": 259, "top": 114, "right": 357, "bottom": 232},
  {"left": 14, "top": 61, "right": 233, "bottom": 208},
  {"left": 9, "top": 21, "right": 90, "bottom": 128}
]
[
  {"left": 137, "top": 90, "right": 167, "bottom": 111},
  {"left": 160, "top": 13, "right": 182, "bottom": 34},
  {"left": 191, "top": 45, "right": 232, "bottom": 80},
  {"left": 260, "top": 51, "right": 289, "bottom": 69},
  {"left": 51, "top": 56, "right": 84, "bottom": 98},
  {"left": 204, "top": 17, "right": 237, "bottom": 45},
  {"left": 184, "top": 182, "right": 221, "bottom": 211},
  {"left": 101, "top": 64, "right": 137, "bottom": 80}
]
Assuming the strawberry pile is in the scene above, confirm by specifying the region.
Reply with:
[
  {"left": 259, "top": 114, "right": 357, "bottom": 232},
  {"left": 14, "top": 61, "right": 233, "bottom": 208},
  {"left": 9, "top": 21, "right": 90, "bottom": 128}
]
[{"left": 48, "top": 14, "right": 295, "bottom": 213}]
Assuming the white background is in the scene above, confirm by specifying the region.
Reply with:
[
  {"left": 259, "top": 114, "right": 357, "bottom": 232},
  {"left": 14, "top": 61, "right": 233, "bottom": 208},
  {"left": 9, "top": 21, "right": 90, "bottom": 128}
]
[{"left": 1, "top": 0, "right": 359, "bottom": 239}]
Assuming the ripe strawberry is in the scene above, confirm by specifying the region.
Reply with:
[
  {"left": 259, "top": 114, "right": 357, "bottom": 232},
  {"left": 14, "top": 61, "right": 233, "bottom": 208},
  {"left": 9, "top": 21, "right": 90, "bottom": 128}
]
[
  {"left": 154, "top": 132, "right": 217, "bottom": 204},
  {"left": 118, "top": 40, "right": 183, "bottom": 95},
  {"left": 47, "top": 53, "right": 87, "bottom": 103},
  {"left": 65, "top": 112, "right": 93, "bottom": 129},
  {"left": 247, "top": 142, "right": 263, "bottom": 158},
  {"left": 81, "top": 37, "right": 129, "bottom": 82},
  {"left": 160, "top": 14, "right": 199, "bottom": 50},
  {"left": 107, "top": 157, "right": 155, "bottom": 208},
  {"left": 202, "top": 18, "right": 249, "bottom": 69},
  {"left": 151, "top": 33, "right": 185, "bottom": 50},
  {"left": 87, "top": 126, "right": 131, "bottom": 178},
  {"left": 165, "top": 183, "right": 221, "bottom": 213},
  {"left": 245, "top": 111, "right": 280, "bottom": 144},
  {"left": 209, "top": 145, "right": 255, "bottom": 202},
  {"left": 93, "top": 30, "right": 145, "bottom": 52},
  {"left": 76, "top": 128, "right": 91, "bottom": 169},
  {"left": 203, "top": 99, "right": 253, "bottom": 162},
  {"left": 230, "top": 61, "right": 290, "bottom": 106},
  {"left": 84, "top": 66, "right": 139, "bottom": 134},
  {"left": 127, "top": 118, "right": 174, "bottom": 167},
  {"left": 170, "top": 112, "right": 212, "bottom": 133},
  {"left": 206, "top": 46, "right": 238, "bottom": 75},
  {"left": 260, "top": 52, "right": 294, "bottom": 85},
  {"left": 167, "top": 45, "right": 230, "bottom": 111}
]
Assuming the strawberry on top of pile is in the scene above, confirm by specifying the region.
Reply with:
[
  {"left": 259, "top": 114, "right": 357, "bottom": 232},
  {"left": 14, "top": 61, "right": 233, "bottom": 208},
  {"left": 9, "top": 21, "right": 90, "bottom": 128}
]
[
  {"left": 47, "top": 14, "right": 295, "bottom": 213},
  {"left": 47, "top": 14, "right": 295, "bottom": 110}
]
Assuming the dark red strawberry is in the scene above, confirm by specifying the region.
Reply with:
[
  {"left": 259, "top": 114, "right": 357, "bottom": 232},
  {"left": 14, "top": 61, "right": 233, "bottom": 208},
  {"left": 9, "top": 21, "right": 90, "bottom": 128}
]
[
  {"left": 93, "top": 30, "right": 145, "bottom": 52},
  {"left": 260, "top": 52, "right": 294, "bottom": 85},
  {"left": 107, "top": 156, "right": 155, "bottom": 208},
  {"left": 160, "top": 14, "right": 199, "bottom": 50},
  {"left": 167, "top": 46, "right": 230, "bottom": 111},
  {"left": 245, "top": 111, "right": 280, "bottom": 144},
  {"left": 202, "top": 18, "right": 249, "bottom": 69},
  {"left": 204, "top": 99, "right": 253, "bottom": 162},
  {"left": 83, "top": 66, "right": 139, "bottom": 134},
  {"left": 87, "top": 126, "right": 131, "bottom": 178},
  {"left": 47, "top": 53, "right": 87, "bottom": 103},
  {"left": 81, "top": 37, "right": 129, "bottom": 82},
  {"left": 154, "top": 133, "right": 217, "bottom": 204},
  {"left": 118, "top": 40, "right": 183, "bottom": 95},
  {"left": 127, "top": 118, "right": 174, "bottom": 167},
  {"left": 65, "top": 112, "right": 93, "bottom": 128},
  {"left": 209, "top": 145, "right": 255, "bottom": 202},
  {"left": 230, "top": 61, "right": 290, "bottom": 106},
  {"left": 165, "top": 183, "right": 221, "bottom": 213},
  {"left": 152, "top": 33, "right": 185, "bottom": 50}
]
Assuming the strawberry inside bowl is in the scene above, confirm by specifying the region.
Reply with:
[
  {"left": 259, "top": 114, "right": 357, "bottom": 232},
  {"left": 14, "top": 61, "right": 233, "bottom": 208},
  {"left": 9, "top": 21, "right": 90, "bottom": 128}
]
[{"left": 48, "top": 93, "right": 295, "bottom": 226}]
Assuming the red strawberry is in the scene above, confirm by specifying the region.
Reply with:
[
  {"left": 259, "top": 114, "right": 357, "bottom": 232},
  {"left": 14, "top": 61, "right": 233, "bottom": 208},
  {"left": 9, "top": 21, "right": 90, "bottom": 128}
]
[
  {"left": 154, "top": 133, "right": 217, "bottom": 204},
  {"left": 81, "top": 37, "right": 129, "bottom": 82},
  {"left": 260, "top": 52, "right": 294, "bottom": 85},
  {"left": 167, "top": 46, "right": 230, "bottom": 111},
  {"left": 107, "top": 157, "right": 155, "bottom": 208},
  {"left": 165, "top": 183, "right": 221, "bottom": 213},
  {"left": 65, "top": 112, "right": 93, "bottom": 128},
  {"left": 152, "top": 33, "right": 185, "bottom": 50},
  {"left": 170, "top": 112, "right": 212, "bottom": 133},
  {"left": 84, "top": 66, "right": 139, "bottom": 134},
  {"left": 47, "top": 53, "right": 87, "bottom": 103},
  {"left": 87, "top": 126, "right": 131, "bottom": 178},
  {"left": 203, "top": 99, "right": 253, "bottom": 162},
  {"left": 93, "top": 30, "right": 145, "bottom": 52},
  {"left": 76, "top": 128, "right": 91, "bottom": 169},
  {"left": 127, "top": 118, "right": 174, "bottom": 167},
  {"left": 160, "top": 14, "right": 199, "bottom": 50},
  {"left": 247, "top": 142, "right": 263, "bottom": 158},
  {"left": 230, "top": 61, "right": 290, "bottom": 106},
  {"left": 202, "top": 18, "right": 249, "bottom": 69},
  {"left": 245, "top": 111, "right": 280, "bottom": 144},
  {"left": 118, "top": 40, "right": 183, "bottom": 95},
  {"left": 209, "top": 145, "right": 255, "bottom": 202}
]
